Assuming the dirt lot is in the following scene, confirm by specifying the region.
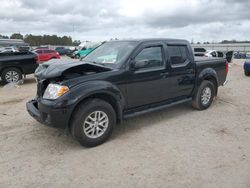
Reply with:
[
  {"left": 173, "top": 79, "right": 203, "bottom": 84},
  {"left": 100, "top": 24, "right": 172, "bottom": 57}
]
[{"left": 0, "top": 59, "right": 249, "bottom": 188}]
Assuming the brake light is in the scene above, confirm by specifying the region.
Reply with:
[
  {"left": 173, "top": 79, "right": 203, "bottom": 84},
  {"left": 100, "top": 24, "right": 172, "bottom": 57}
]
[{"left": 226, "top": 62, "right": 229, "bottom": 75}]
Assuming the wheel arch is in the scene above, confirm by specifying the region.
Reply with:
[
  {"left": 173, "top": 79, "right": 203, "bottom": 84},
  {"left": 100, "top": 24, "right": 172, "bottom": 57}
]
[
  {"left": 68, "top": 91, "right": 124, "bottom": 132},
  {"left": 0, "top": 66, "right": 24, "bottom": 76},
  {"left": 203, "top": 75, "right": 218, "bottom": 95},
  {"left": 196, "top": 68, "right": 219, "bottom": 96}
]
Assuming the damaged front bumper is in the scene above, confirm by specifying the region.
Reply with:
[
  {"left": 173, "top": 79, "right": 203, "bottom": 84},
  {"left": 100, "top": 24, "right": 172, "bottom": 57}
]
[{"left": 26, "top": 99, "right": 73, "bottom": 130}]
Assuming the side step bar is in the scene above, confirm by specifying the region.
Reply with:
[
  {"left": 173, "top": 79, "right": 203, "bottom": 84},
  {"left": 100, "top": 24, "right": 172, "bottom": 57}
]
[{"left": 123, "top": 98, "right": 192, "bottom": 119}]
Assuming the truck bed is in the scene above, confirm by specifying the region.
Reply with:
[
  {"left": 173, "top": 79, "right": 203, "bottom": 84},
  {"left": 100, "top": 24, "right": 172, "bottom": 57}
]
[{"left": 195, "top": 57, "right": 227, "bottom": 86}]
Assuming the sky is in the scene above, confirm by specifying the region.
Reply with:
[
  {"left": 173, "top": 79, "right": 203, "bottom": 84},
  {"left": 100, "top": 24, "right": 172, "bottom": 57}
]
[{"left": 0, "top": 0, "right": 250, "bottom": 42}]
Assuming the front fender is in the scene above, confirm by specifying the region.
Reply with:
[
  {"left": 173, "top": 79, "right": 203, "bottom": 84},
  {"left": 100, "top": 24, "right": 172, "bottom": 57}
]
[
  {"left": 71, "top": 80, "right": 124, "bottom": 102},
  {"left": 69, "top": 80, "right": 125, "bottom": 121}
]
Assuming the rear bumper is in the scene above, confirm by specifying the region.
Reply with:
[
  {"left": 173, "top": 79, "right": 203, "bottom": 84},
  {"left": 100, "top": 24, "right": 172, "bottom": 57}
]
[{"left": 26, "top": 99, "right": 72, "bottom": 130}]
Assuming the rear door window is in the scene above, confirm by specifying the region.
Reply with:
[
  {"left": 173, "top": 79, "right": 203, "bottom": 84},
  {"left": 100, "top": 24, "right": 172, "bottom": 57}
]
[{"left": 168, "top": 45, "right": 190, "bottom": 65}]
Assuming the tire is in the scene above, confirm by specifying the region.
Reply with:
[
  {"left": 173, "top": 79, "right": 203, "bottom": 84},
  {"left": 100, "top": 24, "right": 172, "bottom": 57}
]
[
  {"left": 1, "top": 67, "right": 23, "bottom": 84},
  {"left": 245, "top": 71, "right": 250, "bottom": 76},
  {"left": 75, "top": 54, "right": 80, "bottom": 59},
  {"left": 70, "top": 99, "right": 116, "bottom": 147},
  {"left": 192, "top": 80, "right": 215, "bottom": 110}
]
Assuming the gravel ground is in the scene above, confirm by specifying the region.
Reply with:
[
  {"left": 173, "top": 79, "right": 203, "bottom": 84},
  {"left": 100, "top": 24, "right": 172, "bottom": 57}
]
[{"left": 0, "top": 59, "right": 249, "bottom": 188}]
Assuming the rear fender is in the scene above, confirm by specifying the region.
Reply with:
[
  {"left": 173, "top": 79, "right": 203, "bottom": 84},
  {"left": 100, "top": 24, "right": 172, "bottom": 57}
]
[{"left": 193, "top": 68, "right": 218, "bottom": 96}]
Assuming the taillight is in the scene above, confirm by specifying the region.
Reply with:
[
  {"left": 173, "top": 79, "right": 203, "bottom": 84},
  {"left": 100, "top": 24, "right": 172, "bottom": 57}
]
[{"left": 226, "top": 62, "right": 229, "bottom": 75}]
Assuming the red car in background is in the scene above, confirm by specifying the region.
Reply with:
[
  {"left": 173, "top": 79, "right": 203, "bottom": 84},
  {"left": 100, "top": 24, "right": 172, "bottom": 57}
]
[{"left": 34, "top": 49, "right": 60, "bottom": 62}]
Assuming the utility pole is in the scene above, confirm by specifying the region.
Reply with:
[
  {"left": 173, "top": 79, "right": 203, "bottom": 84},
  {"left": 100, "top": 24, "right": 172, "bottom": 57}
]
[{"left": 72, "top": 24, "right": 75, "bottom": 41}]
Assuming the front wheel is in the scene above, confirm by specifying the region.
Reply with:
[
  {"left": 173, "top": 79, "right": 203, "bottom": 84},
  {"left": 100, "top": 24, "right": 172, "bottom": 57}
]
[
  {"left": 70, "top": 99, "right": 116, "bottom": 147},
  {"left": 192, "top": 80, "right": 215, "bottom": 110}
]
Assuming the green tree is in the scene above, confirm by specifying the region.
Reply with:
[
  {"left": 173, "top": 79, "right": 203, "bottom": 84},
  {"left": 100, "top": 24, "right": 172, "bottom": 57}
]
[
  {"left": 0, "top": 34, "right": 9, "bottom": 39},
  {"left": 73, "top": 40, "right": 81, "bottom": 46},
  {"left": 10, "top": 33, "right": 23, "bottom": 40},
  {"left": 23, "top": 34, "right": 77, "bottom": 46}
]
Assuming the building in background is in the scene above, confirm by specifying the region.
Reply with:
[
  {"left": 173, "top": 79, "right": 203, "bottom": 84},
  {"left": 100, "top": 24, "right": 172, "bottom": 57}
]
[{"left": 0, "top": 39, "right": 29, "bottom": 48}]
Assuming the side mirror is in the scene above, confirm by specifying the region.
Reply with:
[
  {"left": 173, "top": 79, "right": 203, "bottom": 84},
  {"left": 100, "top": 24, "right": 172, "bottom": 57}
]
[{"left": 131, "top": 59, "right": 148, "bottom": 70}]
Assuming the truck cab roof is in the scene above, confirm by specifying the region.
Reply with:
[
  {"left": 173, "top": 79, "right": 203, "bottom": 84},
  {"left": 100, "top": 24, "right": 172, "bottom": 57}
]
[{"left": 110, "top": 38, "right": 189, "bottom": 45}]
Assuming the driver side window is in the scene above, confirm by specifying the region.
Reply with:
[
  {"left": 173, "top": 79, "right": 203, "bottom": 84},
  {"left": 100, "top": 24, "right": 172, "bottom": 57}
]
[{"left": 134, "top": 46, "right": 164, "bottom": 70}]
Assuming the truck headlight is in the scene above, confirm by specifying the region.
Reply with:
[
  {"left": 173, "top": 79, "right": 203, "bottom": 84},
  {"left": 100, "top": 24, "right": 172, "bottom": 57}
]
[{"left": 43, "top": 84, "right": 69, "bottom": 100}]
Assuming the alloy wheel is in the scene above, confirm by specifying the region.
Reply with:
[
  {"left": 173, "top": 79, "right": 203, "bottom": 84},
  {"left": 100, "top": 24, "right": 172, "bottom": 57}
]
[
  {"left": 201, "top": 87, "right": 212, "bottom": 105},
  {"left": 83, "top": 111, "right": 109, "bottom": 139}
]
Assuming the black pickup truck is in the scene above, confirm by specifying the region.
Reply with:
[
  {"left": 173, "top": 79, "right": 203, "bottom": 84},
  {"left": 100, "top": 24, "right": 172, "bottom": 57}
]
[
  {"left": 0, "top": 51, "right": 38, "bottom": 84},
  {"left": 27, "top": 39, "right": 228, "bottom": 147}
]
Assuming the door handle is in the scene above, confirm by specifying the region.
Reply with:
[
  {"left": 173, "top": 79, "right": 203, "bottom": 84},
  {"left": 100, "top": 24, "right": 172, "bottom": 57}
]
[{"left": 186, "top": 69, "right": 194, "bottom": 74}]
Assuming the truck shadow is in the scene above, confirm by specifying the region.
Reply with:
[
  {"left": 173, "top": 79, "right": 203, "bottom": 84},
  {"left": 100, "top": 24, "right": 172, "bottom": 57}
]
[
  {"left": 29, "top": 102, "right": 195, "bottom": 149},
  {"left": 111, "top": 102, "right": 194, "bottom": 140}
]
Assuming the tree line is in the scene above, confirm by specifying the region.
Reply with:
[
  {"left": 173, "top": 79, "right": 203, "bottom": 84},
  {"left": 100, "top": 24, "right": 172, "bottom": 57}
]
[
  {"left": 0, "top": 33, "right": 81, "bottom": 46},
  {"left": 192, "top": 40, "right": 250, "bottom": 45}
]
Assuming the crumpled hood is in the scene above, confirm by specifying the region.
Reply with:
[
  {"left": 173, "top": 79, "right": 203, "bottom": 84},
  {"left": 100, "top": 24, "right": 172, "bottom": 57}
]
[{"left": 34, "top": 59, "right": 112, "bottom": 80}]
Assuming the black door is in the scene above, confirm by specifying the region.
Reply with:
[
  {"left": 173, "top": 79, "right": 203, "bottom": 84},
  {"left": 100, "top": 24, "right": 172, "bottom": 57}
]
[
  {"left": 167, "top": 45, "right": 195, "bottom": 99},
  {"left": 126, "top": 44, "right": 171, "bottom": 109}
]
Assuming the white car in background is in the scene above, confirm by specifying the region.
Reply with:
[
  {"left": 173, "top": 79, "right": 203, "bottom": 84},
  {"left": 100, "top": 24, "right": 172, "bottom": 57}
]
[
  {"left": 0, "top": 46, "right": 18, "bottom": 53},
  {"left": 204, "top": 50, "right": 224, "bottom": 58}
]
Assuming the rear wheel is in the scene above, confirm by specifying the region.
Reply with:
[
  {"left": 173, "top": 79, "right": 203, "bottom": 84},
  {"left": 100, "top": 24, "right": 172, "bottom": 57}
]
[
  {"left": 70, "top": 99, "right": 116, "bottom": 147},
  {"left": 192, "top": 80, "right": 215, "bottom": 110},
  {"left": 1, "top": 68, "right": 22, "bottom": 84}
]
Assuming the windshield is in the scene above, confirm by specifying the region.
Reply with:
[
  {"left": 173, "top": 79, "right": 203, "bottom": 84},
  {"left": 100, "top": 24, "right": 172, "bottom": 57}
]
[{"left": 82, "top": 41, "right": 137, "bottom": 68}]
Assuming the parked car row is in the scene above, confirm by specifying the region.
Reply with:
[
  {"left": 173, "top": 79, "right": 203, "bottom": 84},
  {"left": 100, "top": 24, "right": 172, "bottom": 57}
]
[
  {"left": 234, "top": 52, "right": 250, "bottom": 59},
  {"left": 0, "top": 46, "right": 31, "bottom": 53},
  {"left": 193, "top": 48, "right": 233, "bottom": 63},
  {"left": 0, "top": 41, "right": 248, "bottom": 85}
]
